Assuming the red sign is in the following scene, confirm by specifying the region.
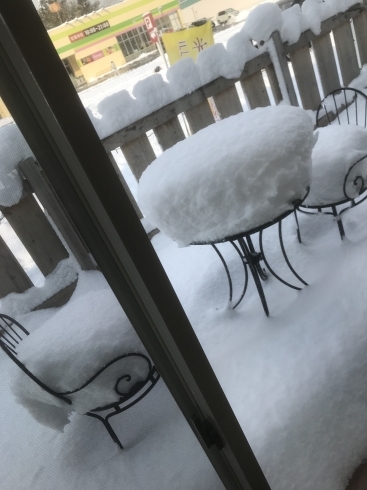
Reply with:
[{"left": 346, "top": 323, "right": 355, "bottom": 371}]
[
  {"left": 149, "top": 30, "right": 159, "bottom": 43},
  {"left": 70, "top": 31, "right": 86, "bottom": 42},
  {"left": 143, "top": 12, "right": 156, "bottom": 33}
]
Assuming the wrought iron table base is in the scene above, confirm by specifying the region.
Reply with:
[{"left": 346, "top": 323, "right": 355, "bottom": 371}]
[{"left": 212, "top": 220, "right": 308, "bottom": 316}]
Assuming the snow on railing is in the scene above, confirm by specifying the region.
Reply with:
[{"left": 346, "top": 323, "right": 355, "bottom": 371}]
[{"left": 87, "top": 0, "right": 365, "bottom": 140}]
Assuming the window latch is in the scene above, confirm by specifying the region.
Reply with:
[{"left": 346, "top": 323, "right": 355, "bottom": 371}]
[{"left": 191, "top": 415, "right": 224, "bottom": 451}]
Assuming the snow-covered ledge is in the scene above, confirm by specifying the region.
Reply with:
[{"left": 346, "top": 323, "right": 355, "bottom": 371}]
[{"left": 86, "top": 0, "right": 366, "bottom": 142}]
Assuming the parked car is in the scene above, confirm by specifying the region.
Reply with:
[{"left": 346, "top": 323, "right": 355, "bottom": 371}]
[
  {"left": 216, "top": 8, "right": 239, "bottom": 25},
  {"left": 189, "top": 18, "right": 216, "bottom": 29},
  {"left": 225, "top": 8, "right": 239, "bottom": 16},
  {"left": 216, "top": 10, "right": 230, "bottom": 24}
]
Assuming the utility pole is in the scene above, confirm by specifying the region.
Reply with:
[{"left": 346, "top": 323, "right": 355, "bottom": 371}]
[{"left": 47, "top": 1, "right": 63, "bottom": 24}]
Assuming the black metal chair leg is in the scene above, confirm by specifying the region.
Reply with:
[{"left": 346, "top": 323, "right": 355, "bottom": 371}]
[
  {"left": 86, "top": 412, "right": 124, "bottom": 449},
  {"left": 332, "top": 205, "right": 345, "bottom": 240},
  {"left": 294, "top": 210, "right": 302, "bottom": 244},
  {"left": 103, "top": 418, "right": 124, "bottom": 449}
]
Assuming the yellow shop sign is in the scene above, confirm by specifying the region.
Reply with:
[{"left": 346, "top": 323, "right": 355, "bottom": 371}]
[{"left": 162, "top": 22, "right": 214, "bottom": 65}]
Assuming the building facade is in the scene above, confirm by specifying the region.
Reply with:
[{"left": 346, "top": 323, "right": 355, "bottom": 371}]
[{"left": 48, "top": 0, "right": 183, "bottom": 83}]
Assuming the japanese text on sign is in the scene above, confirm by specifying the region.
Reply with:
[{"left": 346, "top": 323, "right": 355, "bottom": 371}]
[
  {"left": 69, "top": 21, "right": 110, "bottom": 43},
  {"left": 178, "top": 40, "right": 189, "bottom": 57},
  {"left": 161, "top": 22, "right": 214, "bottom": 65}
]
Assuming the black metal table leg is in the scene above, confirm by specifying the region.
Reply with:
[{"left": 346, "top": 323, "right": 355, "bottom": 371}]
[
  {"left": 230, "top": 241, "right": 249, "bottom": 309},
  {"left": 246, "top": 235, "right": 267, "bottom": 281},
  {"left": 212, "top": 244, "right": 233, "bottom": 303},
  {"left": 194, "top": 196, "right": 310, "bottom": 316},
  {"left": 259, "top": 229, "right": 303, "bottom": 291},
  {"left": 211, "top": 242, "right": 248, "bottom": 309},
  {"left": 238, "top": 237, "right": 270, "bottom": 316}
]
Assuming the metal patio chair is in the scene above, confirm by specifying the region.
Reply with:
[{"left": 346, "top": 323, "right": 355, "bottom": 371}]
[
  {"left": 0, "top": 313, "right": 160, "bottom": 449},
  {"left": 297, "top": 87, "right": 367, "bottom": 240}
]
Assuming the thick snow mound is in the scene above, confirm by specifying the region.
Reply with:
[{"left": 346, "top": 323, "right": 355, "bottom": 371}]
[
  {"left": 0, "top": 122, "right": 33, "bottom": 207},
  {"left": 281, "top": 4, "right": 304, "bottom": 44},
  {"left": 132, "top": 73, "right": 174, "bottom": 113},
  {"left": 226, "top": 27, "right": 260, "bottom": 73},
  {"left": 96, "top": 90, "right": 142, "bottom": 139},
  {"left": 245, "top": 3, "right": 283, "bottom": 43},
  {"left": 16, "top": 287, "right": 144, "bottom": 415},
  {"left": 197, "top": 43, "right": 240, "bottom": 84},
  {"left": 138, "top": 106, "right": 316, "bottom": 246},
  {"left": 305, "top": 125, "right": 367, "bottom": 206},
  {"left": 301, "top": 0, "right": 330, "bottom": 35},
  {"left": 166, "top": 57, "right": 202, "bottom": 98}
]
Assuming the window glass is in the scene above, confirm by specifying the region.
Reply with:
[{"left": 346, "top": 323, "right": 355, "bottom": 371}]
[
  {"left": 16, "top": 2, "right": 367, "bottom": 490},
  {"left": 117, "top": 26, "right": 156, "bottom": 61},
  {"left": 62, "top": 58, "right": 73, "bottom": 77},
  {"left": 0, "top": 95, "right": 225, "bottom": 490},
  {"left": 169, "top": 12, "right": 182, "bottom": 31}
]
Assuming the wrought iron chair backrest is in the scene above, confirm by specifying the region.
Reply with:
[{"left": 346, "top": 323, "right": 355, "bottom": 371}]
[
  {"left": 0, "top": 313, "right": 159, "bottom": 410},
  {"left": 316, "top": 87, "right": 367, "bottom": 128},
  {"left": 315, "top": 88, "right": 367, "bottom": 203},
  {"left": 0, "top": 314, "right": 72, "bottom": 404},
  {"left": 0, "top": 314, "right": 28, "bottom": 355},
  {"left": 0, "top": 313, "right": 160, "bottom": 448}
]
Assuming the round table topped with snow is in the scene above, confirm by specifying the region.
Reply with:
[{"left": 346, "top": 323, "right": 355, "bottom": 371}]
[{"left": 138, "top": 105, "right": 316, "bottom": 247}]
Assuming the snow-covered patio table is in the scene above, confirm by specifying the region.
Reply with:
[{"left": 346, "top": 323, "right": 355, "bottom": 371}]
[{"left": 138, "top": 105, "right": 317, "bottom": 315}]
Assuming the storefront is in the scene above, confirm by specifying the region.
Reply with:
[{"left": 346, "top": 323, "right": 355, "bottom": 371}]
[{"left": 48, "top": 0, "right": 182, "bottom": 83}]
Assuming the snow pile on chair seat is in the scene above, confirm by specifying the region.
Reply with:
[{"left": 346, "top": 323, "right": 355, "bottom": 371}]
[
  {"left": 138, "top": 106, "right": 316, "bottom": 247},
  {"left": 15, "top": 283, "right": 145, "bottom": 418},
  {"left": 305, "top": 125, "right": 367, "bottom": 206}
]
